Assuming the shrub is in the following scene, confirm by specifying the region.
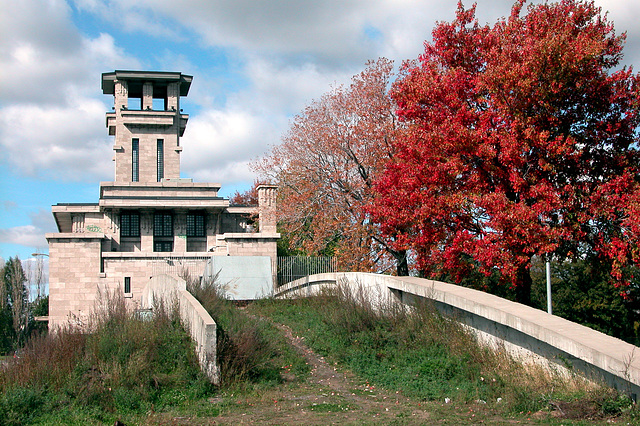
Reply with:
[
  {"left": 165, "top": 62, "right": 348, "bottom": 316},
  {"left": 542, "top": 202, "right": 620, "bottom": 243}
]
[{"left": 186, "top": 273, "right": 308, "bottom": 387}]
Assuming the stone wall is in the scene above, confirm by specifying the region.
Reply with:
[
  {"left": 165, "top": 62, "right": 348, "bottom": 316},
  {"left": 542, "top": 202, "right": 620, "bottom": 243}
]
[
  {"left": 47, "top": 233, "right": 105, "bottom": 329},
  {"left": 142, "top": 274, "right": 219, "bottom": 383}
]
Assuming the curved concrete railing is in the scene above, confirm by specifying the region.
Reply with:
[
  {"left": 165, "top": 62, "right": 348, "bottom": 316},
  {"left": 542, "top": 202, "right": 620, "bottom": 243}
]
[
  {"left": 142, "top": 275, "right": 219, "bottom": 384},
  {"left": 276, "top": 272, "right": 640, "bottom": 399}
]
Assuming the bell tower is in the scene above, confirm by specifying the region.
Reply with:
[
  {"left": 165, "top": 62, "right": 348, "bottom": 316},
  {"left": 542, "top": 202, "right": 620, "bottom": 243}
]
[{"left": 101, "top": 71, "right": 193, "bottom": 183}]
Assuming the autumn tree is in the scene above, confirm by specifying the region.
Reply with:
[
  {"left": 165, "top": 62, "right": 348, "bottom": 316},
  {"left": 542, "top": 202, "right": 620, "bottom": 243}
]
[
  {"left": 371, "top": 0, "right": 640, "bottom": 303},
  {"left": 254, "top": 58, "right": 409, "bottom": 274},
  {"left": 229, "top": 180, "right": 260, "bottom": 206}
]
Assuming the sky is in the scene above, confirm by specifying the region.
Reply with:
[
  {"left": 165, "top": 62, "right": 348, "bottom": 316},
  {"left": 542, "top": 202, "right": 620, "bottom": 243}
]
[{"left": 1, "top": 0, "right": 639, "bottom": 274}]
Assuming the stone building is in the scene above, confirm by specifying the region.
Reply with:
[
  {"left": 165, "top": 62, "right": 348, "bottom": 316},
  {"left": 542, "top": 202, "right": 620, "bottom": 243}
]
[{"left": 46, "top": 71, "right": 279, "bottom": 328}]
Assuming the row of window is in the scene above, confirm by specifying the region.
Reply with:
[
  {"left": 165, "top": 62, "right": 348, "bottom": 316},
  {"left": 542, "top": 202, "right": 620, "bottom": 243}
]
[
  {"left": 121, "top": 213, "right": 205, "bottom": 237},
  {"left": 131, "top": 138, "right": 164, "bottom": 182}
]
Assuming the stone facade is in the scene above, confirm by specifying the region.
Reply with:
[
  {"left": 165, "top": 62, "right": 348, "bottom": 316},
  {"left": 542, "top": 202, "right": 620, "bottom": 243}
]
[{"left": 47, "top": 71, "right": 279, "bottom": 329}]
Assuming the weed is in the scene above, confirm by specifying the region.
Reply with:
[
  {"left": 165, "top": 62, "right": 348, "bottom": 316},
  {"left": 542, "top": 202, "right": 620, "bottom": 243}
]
[
  {"left": 248, "top": 282, "right": 631, "bottom": 420},
  {"left": 0, "top": 289, "right": 213, "bottom": 424},
  {"left": 186, "top": 273, "right": 310, "bottom": 388}
]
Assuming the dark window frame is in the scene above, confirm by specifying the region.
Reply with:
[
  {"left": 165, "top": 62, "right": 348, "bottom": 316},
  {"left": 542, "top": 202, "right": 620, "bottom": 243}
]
[
  {"left": 154, "top": 212, "right": 173, "bottom": 252},
  {"left": 154, "top": 213, "right": 173, "bottom": 237},
  {"left": 132, "top": 138, "right": 139, "bottom": 182},
  {"left": 186, "top": 213, "right": 206, "bottom": 237},
  {"left": 157, "top": 139, "right": 164, "bottom": 182},
  {"left": 154, "top": 241, "right": 173, "bottom": 252},
  {"left": 120, "top": 212, "right": 140, "bottom": 237}
]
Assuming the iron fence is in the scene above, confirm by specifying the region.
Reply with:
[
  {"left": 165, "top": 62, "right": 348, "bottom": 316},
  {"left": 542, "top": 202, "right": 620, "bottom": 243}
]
[{"left": 277, "top": 256, "right": 337, "bottom": 287}]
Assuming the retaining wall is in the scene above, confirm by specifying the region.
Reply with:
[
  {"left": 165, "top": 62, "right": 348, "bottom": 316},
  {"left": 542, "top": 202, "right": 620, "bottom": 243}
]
[
  {"left": 276, "top": 272, "right": 640, "bottom": 399},
  {"left": 142, "top": 275, "right": 219, "bottom": 384}
]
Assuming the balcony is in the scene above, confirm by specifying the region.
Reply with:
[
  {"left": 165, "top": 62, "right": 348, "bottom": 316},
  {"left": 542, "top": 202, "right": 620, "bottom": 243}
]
[{"left": 105, "top": 110, "right": 189, "bottom": 136}]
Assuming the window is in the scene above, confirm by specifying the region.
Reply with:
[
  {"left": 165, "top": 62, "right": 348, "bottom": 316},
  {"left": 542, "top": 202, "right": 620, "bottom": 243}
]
[
  {"left": 132, "top": 138, "right": 139, "bottom": 182},
  {"left": 152, "top": 98, "right": 165, "bottom": 111},
  {"left": 154, "top": 213, "right": 172, "bottom": 237},
  {"left": 124, "top": 277, "right": 131, "bottom": 294},
  {"left": 127, "top": 97, "right": 141, "bottom": 110},
  {"left": 154, "top": 213, "right": 173, "bottom": 252},
  {"left": 154, "top": 241, "right": 173, "bottom": 252},
  {"left": 157, "top": 139, "right": 164, "bottom": 182},
  {"left": 120, "top": 213, "right": 140, "bottom": 237},
  {"left": 187, "top": 213, "right": 206, "bottom": 237}
]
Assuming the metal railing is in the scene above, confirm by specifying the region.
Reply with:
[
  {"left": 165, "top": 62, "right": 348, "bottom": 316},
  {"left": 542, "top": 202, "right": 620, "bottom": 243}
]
[
  {"left": 151, "top": 256, "right": 211, "bottom": 280},
  {"left": 277, "top": 256, "right": 337, "bottom": 287}
]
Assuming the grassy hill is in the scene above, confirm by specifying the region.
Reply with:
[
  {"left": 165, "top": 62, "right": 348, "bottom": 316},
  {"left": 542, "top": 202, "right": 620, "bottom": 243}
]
[{"left": 0, "top": 282, "right": 636, "bottom": 424}]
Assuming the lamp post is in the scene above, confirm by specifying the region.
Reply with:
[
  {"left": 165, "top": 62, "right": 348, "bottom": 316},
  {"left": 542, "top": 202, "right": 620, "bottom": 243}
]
[{"left": 546, "top": 260, "right": 552, "bottom": 315}]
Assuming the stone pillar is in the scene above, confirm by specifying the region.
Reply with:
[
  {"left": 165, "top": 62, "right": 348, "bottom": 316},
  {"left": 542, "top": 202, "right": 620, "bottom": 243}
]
[
  {"left": 257, "top": 185, "right": 277, "bottom": 233},
  {"left": 167, "top": 82, "right": 180, "bottom": 111},
  {"left": 206, "top": 211, "right": 218, "bottom": 252},
  {"left": 71, "top": 214, "right": 85, "bottom": 233},
  {"left": 142, "top": 82, "right": 153, "bottom": 110},
  {"left": 141, "top": 211, "right": 154, "bottom": 252},
  {"left": 174, "top": 210, "right": 187, "bottom": 253},
  {"left": 114, "top": 80, "right": 128, "bottom": 110}
]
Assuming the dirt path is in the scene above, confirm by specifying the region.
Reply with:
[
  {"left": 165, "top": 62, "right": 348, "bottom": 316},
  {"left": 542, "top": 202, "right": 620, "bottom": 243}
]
[
  {"left": 271, "top": 320, "right": 432, "bottom": 419},
  {"left": 147, "top": 316, "right": 523, "bottom": 425},
  {"left": 215, "top": 317, "right": 438, "bottom": 425}
]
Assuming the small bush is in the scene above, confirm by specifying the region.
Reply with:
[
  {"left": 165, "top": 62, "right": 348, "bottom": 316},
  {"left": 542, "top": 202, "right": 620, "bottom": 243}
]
[{"left": 0, "top": 386, "right": 44, "bottom": 425}]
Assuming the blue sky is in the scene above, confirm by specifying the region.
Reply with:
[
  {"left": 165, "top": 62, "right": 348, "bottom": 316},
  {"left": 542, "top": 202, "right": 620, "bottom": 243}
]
[{"left": 1, "top": 0, "right": 639, "bottom": 270}]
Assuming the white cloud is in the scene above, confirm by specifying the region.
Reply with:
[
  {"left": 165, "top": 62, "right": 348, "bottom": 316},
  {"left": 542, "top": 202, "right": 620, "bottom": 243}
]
[
  {"left": 0, "top": 209, "right": 56, "bottom": 251},
  {"left": 181, "top": 108, "right": 279, "bottom": 184},
  {"left": 0, "top": 225, "right": 48, "bottom": 248},
  {"left": 0, "top": 0, "right": 139, "bottom": 182},
  {"left": 238, "top": 56, "right": 351, "bottom": 114},
  {"left": 0, "top": 98, "right": 112, "bottom": 180}
]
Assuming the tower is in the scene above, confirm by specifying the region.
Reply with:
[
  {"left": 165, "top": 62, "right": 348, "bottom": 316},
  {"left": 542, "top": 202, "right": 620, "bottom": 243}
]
[
  {"left": 47, "top": 70, "right": 279, "bottom": 330},
  {"left": 101, "top": 71, "right": 193, "bottom": 183}
]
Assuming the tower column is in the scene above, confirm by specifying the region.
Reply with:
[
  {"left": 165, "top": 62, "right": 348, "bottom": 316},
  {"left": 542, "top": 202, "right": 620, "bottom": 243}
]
[
  {"left": 142, "top": 82, "right": 153, "bottom": 110},
  {"left": 115, "top": 80, "right": 128, "bottom": 110},
  {"left": 258, "top": 185, "right": 278, "bottom": 233},
  {"left": 167, "top": 82, "right": 180, "bottom": 111}
]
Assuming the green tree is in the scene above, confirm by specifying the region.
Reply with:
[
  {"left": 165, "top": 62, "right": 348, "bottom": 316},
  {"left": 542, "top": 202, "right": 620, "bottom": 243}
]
[
  {"left": 1, "top": 257, "right": 29, "bottom": 351},
  {"left": 531, "top": 258, "right": 640, "bottom": 344}
]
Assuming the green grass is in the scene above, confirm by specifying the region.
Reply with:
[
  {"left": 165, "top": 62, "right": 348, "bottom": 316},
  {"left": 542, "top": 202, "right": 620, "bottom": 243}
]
[
  {"left": 0, "top": 290, "right": 215, "bottom": 425},
  {"left": 247, "top": 285, "right": 637, "bottom": 420},
  {"left": 1, "top": 279, "right": 636, "bottom": 424}
]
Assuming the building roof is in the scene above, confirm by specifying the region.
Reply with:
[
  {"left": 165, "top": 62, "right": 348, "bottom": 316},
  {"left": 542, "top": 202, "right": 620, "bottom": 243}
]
[{"left": 101, "top": 70, "right": 193, "bottom": 97}]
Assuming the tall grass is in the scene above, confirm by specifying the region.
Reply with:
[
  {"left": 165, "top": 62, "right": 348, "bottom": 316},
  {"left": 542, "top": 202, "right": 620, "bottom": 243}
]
[
  {"left": 0, "top": 289, "right": 213, "bottom": 425},
  {"left": 249, "top": 283, "right": 634, "bottom": 418},
  {"left": 185, "top": 274, "right": 309, "bottom": 388}
]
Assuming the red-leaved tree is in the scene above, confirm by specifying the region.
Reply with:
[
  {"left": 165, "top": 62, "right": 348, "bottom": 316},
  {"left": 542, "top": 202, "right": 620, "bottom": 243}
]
[
  {"left": 254, "top": 58, "right": 409, "bottom": 274},
  {"left": 371, "top": 0, "right": 640, "bottom": 303}
]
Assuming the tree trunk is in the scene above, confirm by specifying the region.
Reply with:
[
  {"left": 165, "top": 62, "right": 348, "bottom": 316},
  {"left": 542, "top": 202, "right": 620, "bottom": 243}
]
[
  {"left": 394, "top": 250, "right": 409, "bottom": 276},
  {"left": 514, "top": 264, "right": 532, "bottom": 306}
]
